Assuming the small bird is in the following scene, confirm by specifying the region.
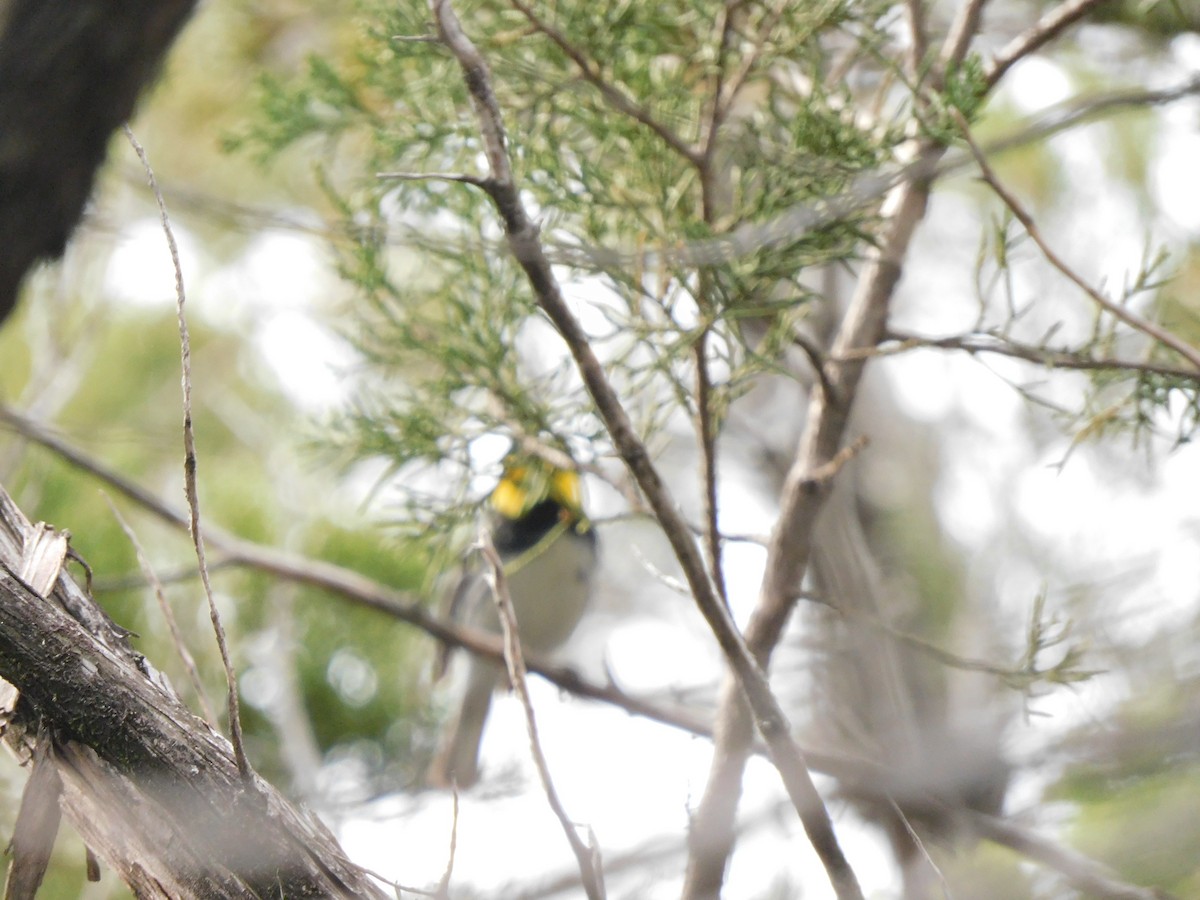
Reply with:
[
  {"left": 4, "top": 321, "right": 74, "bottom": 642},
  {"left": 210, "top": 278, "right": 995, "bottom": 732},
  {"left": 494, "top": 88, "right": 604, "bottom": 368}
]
[{"left": 427, "top": 454, "right": 597, "bottom": 789}]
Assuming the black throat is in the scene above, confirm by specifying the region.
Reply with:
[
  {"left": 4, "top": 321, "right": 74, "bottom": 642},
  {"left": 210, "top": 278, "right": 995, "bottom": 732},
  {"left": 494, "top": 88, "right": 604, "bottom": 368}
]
[{"left": 492, "top": 499, "right": 566, "bottom": 557}]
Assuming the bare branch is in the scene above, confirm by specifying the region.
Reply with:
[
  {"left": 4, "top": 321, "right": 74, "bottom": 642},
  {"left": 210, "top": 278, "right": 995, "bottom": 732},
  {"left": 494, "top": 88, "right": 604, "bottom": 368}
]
[
  {"left": 479, "top": 530, "right": 606, "bottom": 900},
  {"left": 684, "top": 138, "right": 943, "bottom": 897},
  {"left": 699, "top": 0, "right": 738, "bottom": 167},
  {"left": 0, "top": 407, "right": 1167, "bottom": 900},
  {"left": 872, "top": 329, "right": 1200, "bottom": 382},
  {"left": 798, "top": 434, "right": 869, "bottom": 488},
  {"left": 939, "top": 0, "right": 991, "bottom": 72},
  {"left": 693, "top": 334, "right": 728, "bottom": 607},
  {"left": 905, "top": 0, "right": 928, "bottom": 83},
  {"left": 433, "top": 786, "right": 459, "bottom": 899},
  {"left": 985, "top": 0, "right": 1112, "bottom": 88},
  {"left": 0, "top": 404, "right": 718, "bottom": 743},
  {"left": 124, "top": 126, "right": 252, "bottom": 781},
  {"left": 705, "top": 0, "right": 791, "bottom": 153},
  {"left": 105, "top": 499, "right": 218, "bottom": 727},
  {"left": 375, "top": 170, "right": 491, "bottom": 187},
  {"left": 969, "top": 813, "right": 1170, "bottom": 900},
  {"left": 890, "top": 800, "right": 949, "bottom": 898}
]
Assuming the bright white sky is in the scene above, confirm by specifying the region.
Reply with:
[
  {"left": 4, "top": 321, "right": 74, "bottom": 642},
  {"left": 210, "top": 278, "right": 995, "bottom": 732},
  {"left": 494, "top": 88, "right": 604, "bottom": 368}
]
[{"left": 98, "top": 35, "right": 1200, "bottom": 899}]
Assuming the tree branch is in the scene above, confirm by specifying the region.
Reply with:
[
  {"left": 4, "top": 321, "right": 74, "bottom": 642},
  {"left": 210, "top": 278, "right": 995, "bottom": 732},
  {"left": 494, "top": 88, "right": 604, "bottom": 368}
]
[
  {"left": 0, "top": 484, "right": 387, "bottom": 898},
  {"left": 124, "top": 125, "right": 252, "bottom": 780},
  {"left": 479, "top": 530, "right": 606, "bottom": 900},
  {"left": 106, "top": 500, "right": 218, "bottom": 727},
  {"left": 506, "top": 0, "right": 701, "bottom": 166},
  {"left": 985, "top": 0, "right": 1113, "bottom": 88},
  {"left": 938, "top": 0, "right": 989, "bottom": 72},
  {"left": 429, "top": 2, "right": 863, "bottom": 896},
  {"left": 693, "top": 335, "right": 728, "bottom": 607},
  {"left": 681, "top": 0, "right": 1155, "bottom": 887},
  {"left": 871, "top": 328, "right": 1200, "bottom": 382},
  {"left": 956, "top": 113, "right": 1200, "bottom": 371}
]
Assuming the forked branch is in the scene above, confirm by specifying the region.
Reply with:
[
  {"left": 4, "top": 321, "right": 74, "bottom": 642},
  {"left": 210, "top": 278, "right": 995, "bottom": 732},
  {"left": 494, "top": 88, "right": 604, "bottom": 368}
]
[{"left": 428, "top": 0, "right": 864, "bottom": 896}]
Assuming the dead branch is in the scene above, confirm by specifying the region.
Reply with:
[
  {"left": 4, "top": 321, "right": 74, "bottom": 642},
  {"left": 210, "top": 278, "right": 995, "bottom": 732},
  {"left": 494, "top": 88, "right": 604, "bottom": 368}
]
[
  {"left": 0, "top": 483, "right": 387, "bottom": 898},
  {"left": 124, "top": 125, "right": 252, "bottom": 779},
  {"left": 479, "top": 530, "right": 606, "bottom": 900}
]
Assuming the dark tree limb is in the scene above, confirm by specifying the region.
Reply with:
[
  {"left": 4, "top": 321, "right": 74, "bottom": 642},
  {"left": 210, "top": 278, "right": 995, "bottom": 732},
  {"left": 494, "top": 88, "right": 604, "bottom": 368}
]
[
  {"left": 0, "top": 484, "right": 387, "bottom": 899},
  {"left": 0, "top": 0, "right": 198, "bottom": 321}
]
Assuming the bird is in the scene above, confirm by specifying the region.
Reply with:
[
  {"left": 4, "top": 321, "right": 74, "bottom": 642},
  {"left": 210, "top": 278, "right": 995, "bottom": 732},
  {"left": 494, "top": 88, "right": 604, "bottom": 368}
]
[{"left": 427, "top": 454, "right": 597, "bottom": 789}]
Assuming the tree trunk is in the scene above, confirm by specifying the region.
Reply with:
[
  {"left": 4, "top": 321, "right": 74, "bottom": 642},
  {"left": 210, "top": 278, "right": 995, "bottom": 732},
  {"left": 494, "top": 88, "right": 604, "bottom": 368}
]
[{"left": 0, "top": 0, "right": 199, "bottom": 321}]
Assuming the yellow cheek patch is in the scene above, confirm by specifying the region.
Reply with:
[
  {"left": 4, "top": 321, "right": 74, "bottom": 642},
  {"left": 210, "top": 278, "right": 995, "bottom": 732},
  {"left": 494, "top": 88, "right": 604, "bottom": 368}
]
[
  {"left": 490, "top": 471, "right": 531, "bottom": 519},
  {"left": 550, "top": 469, "right": 582, "bottom": 512},
  {"left": 489, "top": 461, "right": 585, "bottom": 519}
]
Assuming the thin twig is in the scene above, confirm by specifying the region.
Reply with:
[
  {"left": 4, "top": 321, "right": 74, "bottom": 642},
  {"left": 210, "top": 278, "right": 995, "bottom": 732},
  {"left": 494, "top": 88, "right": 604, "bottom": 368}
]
[
  {"left": 429, "top": 2, "right": 863, "bottom": 896},
  {"left": 865, "top": 328, "right": 1200, "bottom": 382},
  {"left": 91, "top": 558, "right": 241, "bottom": 593},
  {"left": 904, "top": 0, "right": 927, "bottom": 84},
  {"left": 792, "top": 332, "right": 839, "bottom": 403},
  {"left": 985, "top": 0, "right": 1112, "bottom": 88},
  {"left": 0, "top": 405, "right": 697, "bottom": 735},
  {"left": 124, "top": 126, "right": 251, "bottom": 781},
  {"left": 684, "top": 1, "right": 1127, "bottom": 889},
  {"left": 681, "top": 128, "right": 945, "bottom": 900},
  {"left": 889, "top": 800, "right": 951, "bottom": 900},
  {"left": 104, "top": 498, "right": 218, "bottom": 727},
  {"left": 375, "top": 171, "right": 491, "bottom": 186},
  {"left": 693, "top": 334, "right": 728, "bottom": 607},
  {"left": 713, "top": 0, "right": 793, "bottom": 129},
  {"left": 938, "top": 0, "right": 991, "bottom": 73},
  {"left": 969, "top": 812, "right": 1169, "bottom": 900},
  {"left": 699, "top": 0, "right": 738, "bottom": 167},
  {"left": 798, "top": 434, "right": 869, "bottom": 490},
  {"left": 433, "top": 785, "right": 459, "bottom": 899},
  {"left": 955, "top": 112, "right": 1200, "bottom": 372},
  {"left": 478, "top": 529, "right": 606, "bottom": 900}
]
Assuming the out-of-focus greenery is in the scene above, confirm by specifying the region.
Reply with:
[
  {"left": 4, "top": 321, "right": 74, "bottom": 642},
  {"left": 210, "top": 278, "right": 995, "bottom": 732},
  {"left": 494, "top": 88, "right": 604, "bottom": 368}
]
[{"left": 4, "top": 0, "right": 1200, "bottom": 896}]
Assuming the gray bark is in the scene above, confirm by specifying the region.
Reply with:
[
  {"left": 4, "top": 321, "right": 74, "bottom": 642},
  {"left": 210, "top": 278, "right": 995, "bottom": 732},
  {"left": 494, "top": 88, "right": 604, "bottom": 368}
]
[{"left": 0, "top": 485, "right": 387, "bottom": 899}]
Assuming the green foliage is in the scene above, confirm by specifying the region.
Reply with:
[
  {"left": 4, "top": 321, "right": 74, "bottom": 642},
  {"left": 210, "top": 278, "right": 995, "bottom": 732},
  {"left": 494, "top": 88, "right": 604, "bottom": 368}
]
[
  {"left": 1092, "top": 0, "right": 1200, "bottom": 38},
  {"left": 0, "top": 303, "right": 432, "bottom": 795},
  {"left": 233, "top": 0, "right": 908, "bottom": 567},
  {"left": 926, "top": 53, "right": 989, "bottom": 142},
  {"left": 1076, "top": 773, "right": 1200, "bottom": 894},
  {"left": 14, "top": 0, "right": 1193, "bottom": 892}
]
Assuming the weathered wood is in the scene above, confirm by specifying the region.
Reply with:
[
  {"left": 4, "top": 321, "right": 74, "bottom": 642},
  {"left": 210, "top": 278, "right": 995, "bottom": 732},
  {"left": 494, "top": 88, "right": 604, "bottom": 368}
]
[
  {"left": 4, "top": 742, "right": 63, "bottom": 900},
  {"left": 0, "top": 485, "right": 388, "bottom": 899}
]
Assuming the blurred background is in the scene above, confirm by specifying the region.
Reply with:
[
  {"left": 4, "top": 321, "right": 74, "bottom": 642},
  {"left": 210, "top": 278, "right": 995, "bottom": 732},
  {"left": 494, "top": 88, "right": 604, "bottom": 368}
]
[{"left": 2, "top": 0, "right": 1200, "bottom": 896}]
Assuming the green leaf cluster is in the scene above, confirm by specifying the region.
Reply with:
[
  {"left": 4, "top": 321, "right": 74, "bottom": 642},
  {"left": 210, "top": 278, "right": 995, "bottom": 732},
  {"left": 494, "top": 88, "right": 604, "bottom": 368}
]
[{"left": 233, "top": 0, "right": 908, "bottom": 558}]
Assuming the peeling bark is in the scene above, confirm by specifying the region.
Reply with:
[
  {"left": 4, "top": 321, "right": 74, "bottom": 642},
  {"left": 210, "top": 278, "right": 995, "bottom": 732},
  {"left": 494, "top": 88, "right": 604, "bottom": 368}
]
[{"left": 0, "top": 486, "right": 387, "bottom": 899}]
